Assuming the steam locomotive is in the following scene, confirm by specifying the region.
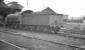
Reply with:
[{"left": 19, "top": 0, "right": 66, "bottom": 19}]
[
  {"left": 5, "top": 12, "right": 60, "bottom": 33},
  {"left": 0, "top": 0, "right": 60, "bottom": 33}
]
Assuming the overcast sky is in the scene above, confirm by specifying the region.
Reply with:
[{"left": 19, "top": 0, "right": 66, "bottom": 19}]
[{"left": 5, "top": 0, "right": 85, "bottom": 18}]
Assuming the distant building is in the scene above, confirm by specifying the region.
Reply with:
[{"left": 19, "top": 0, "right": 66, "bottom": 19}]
[
  {"left": 7, "top": 1, "right": 23, "bottom": 10},
  {"left": 21, "top": 7, "right": 68, "bottom": 27}
]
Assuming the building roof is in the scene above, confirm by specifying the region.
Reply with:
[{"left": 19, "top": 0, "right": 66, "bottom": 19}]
[
  {"left": 22, "top": 7, "right": 67, "bottom": 16},
  {"left": 28, "top": 7, "right": 57, "bottom": 15},
  {"left": 41, "top": 7, "right": 57, "bottom": 14},
  {"left": 7, "top": 1, "right": 23, "bottom": 9}
]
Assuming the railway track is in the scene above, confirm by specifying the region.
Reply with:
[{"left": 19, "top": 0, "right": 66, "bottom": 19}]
[
  {"left": 0, "top": 28, "right": 85, "bottom": 50},
  {"left": 0, "top": 40, "right": 28, "bottom": 50},
  {"left": 0, "top": 29, "right": 29, "bottom": 50},
  {"left": 0, "top": 30, "right": 75, "bottom": 50}
]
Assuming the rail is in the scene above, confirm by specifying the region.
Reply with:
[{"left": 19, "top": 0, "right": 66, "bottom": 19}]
[
  {"left": 0, "top": 39, "right": 28, "bottom": 50},
  {"left": 0, "top": 29, "right": 85, "bottom": 50}
]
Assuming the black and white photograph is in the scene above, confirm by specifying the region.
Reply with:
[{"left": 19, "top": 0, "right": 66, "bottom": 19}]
[{"left": 0, "top": 0, "right": 85, "bottom": 50}]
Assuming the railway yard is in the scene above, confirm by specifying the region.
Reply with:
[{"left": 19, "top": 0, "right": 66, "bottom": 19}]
[
  {"left": 0, "top": 27, "right": 85, "bottom": 50},
  {"left": 0, "top": 0, "right": 85, "bottom": 50}
]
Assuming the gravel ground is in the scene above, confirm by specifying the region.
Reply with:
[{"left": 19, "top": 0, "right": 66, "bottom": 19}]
[
  {"left": 0, "top": 41, "right": 21, "bottom": 50},
  {"left": 0, "top": 28, "right": 85, "bottom": 50},
  {"left": 0, "top": 31, "right": 77, "bottom": 50}
]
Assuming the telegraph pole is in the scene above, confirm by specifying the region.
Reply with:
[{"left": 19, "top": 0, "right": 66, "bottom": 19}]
[{"left": 27, "top": 0, "right": 28, "bottom": 6}]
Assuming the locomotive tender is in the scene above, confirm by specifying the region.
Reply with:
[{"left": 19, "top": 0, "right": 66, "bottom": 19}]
[
  {"left": 0, "top": 0, "right": 60, "bottom": 33},
  {"left": 5, "top": 7, "right": 64, "bottom": 33}
]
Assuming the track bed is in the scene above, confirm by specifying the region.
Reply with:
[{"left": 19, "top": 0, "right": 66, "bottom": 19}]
[{"left": 0, "top": 28, "right": 85, "bottom": 50}]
